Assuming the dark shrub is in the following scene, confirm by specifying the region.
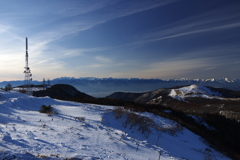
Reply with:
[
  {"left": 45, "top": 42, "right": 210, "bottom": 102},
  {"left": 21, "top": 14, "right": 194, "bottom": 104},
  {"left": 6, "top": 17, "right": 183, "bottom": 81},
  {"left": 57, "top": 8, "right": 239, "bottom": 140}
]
[
  {"left": 39, "top": 105, "right": 53, "bottom": 113},
  {"left": 113, "top": 107, "right": 125, "bottom": 119},
  {"left": 19, "top": 89, "right": 27, "bottom": 94}
]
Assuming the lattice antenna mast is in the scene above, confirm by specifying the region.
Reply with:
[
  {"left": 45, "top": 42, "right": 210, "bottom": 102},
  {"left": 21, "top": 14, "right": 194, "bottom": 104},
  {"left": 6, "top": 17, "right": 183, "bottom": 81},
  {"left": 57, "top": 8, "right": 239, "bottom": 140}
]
[{"left": 23, "top": 37, "right": 32, "bottom": 93}]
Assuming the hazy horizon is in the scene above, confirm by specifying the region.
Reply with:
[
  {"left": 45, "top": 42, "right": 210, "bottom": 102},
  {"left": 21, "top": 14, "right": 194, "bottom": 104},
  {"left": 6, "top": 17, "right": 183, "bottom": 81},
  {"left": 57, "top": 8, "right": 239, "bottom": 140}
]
[{"left": 0, "top": 76, "right": 239, "bottom": 82}]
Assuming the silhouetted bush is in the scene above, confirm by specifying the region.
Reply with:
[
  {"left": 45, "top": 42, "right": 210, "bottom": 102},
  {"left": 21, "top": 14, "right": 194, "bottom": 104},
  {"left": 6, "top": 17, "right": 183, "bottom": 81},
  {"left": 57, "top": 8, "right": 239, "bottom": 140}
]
[
  {"left": 74, "top": 117, "right": 85, "bottom": 121},
  {"left": 19, "top": 89, "right": 27, "bottom": 94},
  {"left": 124, "top": 112, "right": 139, "bottom": 129}
]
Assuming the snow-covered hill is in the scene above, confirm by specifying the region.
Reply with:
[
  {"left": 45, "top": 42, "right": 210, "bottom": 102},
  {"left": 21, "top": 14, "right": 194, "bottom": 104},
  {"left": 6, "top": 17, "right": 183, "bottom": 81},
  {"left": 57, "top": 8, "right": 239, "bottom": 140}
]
[
  {"left": 0, "top": 90, "right": 230, "bottom": 159},
  {"left": 169, "top": 85, "right": 223, "bottom": 101}
]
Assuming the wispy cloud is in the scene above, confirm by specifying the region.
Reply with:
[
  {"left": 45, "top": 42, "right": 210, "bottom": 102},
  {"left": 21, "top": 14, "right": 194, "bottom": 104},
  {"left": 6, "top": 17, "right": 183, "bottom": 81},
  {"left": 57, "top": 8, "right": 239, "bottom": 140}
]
[
  {"left": 63, "top": 47, "right": 111, "bottom": 57},
  {"left": 95, "top": 56, "right": 113, "bottom": 63},
  {"left": 64, "top": 50, "right": 82, "bottom": 57},
  {"left": 203, "top": 67, "right": 217, "bottom": 71},
  {"left": 24, "top": 0, "right": 177, "bottom": 49},
  {"left": 149, "top": 22, "right": 240, "bottom": 42},
  {"left": 135, "top": 58, "right": 216, "bottom": 78},
  {"left": 133, "top": 43, "right": 240, "bottom": 79},
  {"left": 134, "top": 5, "right": 240, "bottom": 45},
  {"left": 0, "top": 24, "right": 10, "bottom": 34},
  {"left": 35, "top": 59, "right": 54, "bottom": 65},
  {"left": 80, "top": 64, "right": 108, "bottom": 70},
  {"left": 105, "top": 0, "right": 178, "bottom": 19}
]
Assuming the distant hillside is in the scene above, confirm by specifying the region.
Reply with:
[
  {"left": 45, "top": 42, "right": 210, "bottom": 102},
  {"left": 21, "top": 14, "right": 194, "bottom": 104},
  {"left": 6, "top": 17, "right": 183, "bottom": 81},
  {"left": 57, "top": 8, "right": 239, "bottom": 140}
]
[
  {"left": 106, "top": 88, "right": 171, "bottom": 103},
  {"left": 33, "top": 84, "right": 93, "bottom": 100},
  {"left": 2, "top": 77, "right": 240, "bottom": 97},
  {"left": 107, "top": 85, "right": 240, "bottom": 120},
  {"left": 105, "top": 92, "right": 145, "bottom": 101}
]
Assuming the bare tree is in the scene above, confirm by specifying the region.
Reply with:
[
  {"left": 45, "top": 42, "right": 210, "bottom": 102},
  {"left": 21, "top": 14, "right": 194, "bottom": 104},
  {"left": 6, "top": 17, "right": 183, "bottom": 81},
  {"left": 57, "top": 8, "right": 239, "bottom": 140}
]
[{"left": 5, "top": 83, "right": 12, "bottom": 91}]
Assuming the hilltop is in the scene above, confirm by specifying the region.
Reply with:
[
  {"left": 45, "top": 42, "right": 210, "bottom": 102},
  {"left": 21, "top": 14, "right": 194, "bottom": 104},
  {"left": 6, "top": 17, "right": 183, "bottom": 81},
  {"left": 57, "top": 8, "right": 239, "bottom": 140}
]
[
  {"left": 107, "top": 85, "right": 240, "bottom": 120},
  {"left": 0, "top": 89, "right": 230, "bottom": 159}
]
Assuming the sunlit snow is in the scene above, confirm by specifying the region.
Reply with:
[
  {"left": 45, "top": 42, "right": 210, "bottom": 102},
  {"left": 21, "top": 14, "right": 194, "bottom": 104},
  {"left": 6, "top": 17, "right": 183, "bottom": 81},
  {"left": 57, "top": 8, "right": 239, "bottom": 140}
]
[
  {"left": 169, "top": 85, "right": 223, "bottom": 101},
  {"left": 0, "top": 90, "right": 229, "bottom": 159}
]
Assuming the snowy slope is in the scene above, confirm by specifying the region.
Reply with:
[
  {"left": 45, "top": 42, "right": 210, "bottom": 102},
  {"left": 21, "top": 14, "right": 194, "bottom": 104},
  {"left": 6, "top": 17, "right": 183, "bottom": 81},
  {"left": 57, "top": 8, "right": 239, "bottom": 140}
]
[
  {"left": 0, "top": 90, "right": 229, "bottom": 160},
  {"left": 169, "top": 85, "right": 223, "bottom": 101}
]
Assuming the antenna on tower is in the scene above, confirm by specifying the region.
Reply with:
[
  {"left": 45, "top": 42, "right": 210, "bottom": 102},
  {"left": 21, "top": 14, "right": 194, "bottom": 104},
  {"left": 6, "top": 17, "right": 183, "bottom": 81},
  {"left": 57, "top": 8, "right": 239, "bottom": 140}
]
[{"left": 23, "top": 37, "right": 32, "bottom": 94}]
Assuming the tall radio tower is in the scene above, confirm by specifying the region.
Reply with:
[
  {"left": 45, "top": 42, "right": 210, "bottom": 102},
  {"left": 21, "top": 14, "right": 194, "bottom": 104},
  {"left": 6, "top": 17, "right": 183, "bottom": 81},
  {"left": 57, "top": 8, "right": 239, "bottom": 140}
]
[{"left": 23, "top": 37, "right": 32, "bottom": 94}]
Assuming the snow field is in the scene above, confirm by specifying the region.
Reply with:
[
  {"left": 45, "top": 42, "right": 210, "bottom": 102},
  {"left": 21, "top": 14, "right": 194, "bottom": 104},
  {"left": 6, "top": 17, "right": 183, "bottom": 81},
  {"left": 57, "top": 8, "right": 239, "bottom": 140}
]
[{"left": 0, "top": 90, "right": 230, "bottom": 159}]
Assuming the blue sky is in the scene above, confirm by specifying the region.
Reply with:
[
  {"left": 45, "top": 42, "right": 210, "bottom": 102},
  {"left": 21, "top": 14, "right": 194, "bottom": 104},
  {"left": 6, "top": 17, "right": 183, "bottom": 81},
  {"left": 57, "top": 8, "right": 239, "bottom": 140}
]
[{"left": 1, "top": 0, "right": 240, "bottom": 81}]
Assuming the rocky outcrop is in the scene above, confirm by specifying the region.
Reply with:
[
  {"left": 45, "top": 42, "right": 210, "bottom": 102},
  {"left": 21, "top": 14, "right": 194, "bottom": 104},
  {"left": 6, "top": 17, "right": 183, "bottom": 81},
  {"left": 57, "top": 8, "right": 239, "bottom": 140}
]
[{"left": 220, "top": 111, "right": 240, "bottom": 120}]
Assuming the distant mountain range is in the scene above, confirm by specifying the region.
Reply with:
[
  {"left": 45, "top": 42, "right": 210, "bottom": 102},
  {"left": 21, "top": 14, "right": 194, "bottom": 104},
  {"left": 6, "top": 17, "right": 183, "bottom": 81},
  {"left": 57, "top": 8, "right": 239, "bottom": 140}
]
[{"left": 1, "top": 77, "right": 240, "bottom": 97}]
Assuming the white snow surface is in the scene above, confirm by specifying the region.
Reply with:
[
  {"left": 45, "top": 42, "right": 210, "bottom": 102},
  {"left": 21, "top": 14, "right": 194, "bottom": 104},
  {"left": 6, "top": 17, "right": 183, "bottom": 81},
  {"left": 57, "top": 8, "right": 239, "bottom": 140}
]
[
  {"left": 169, "top": 85, "right": 222, "bottom": 101},
  {"left": 13, "top": 87, "right": 48, "bottom": 92},
  {"left": 0, "top": 90, "right": 229, "bottom": 160}
]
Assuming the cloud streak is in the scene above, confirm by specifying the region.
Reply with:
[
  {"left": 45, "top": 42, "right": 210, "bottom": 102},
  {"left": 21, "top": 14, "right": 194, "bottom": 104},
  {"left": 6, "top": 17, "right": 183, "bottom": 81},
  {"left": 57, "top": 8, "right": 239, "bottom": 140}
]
[
  {"left": 26, "top": 0, "right": 177, "bottom": 47},
  {"left": 95, "top": 56, "right": 113, "bottom": 63},
  {"left": 135, "top": 5, "right": 240, "bottom": 45},
  {"left": 150, "top": 22, "right": 240, "bottom": 42},
  {"left": 135, "top": 58, "right": 216, "bottom": 79}
]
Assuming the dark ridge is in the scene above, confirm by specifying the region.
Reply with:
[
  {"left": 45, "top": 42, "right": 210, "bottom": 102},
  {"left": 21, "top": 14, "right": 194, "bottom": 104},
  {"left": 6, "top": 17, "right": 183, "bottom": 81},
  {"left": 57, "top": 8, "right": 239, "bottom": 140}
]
[
  {"left": 33, "top": 84, "right": 93, "bottom": 100},
  {"left": 106, "top": 92, "right": 145, "bottom": 101},
  {"left": 15, "top": 84, "right": 47, "bottom": 88},
  {"left": 206, "top": 86, "right": 240, "bottom": 98}
]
